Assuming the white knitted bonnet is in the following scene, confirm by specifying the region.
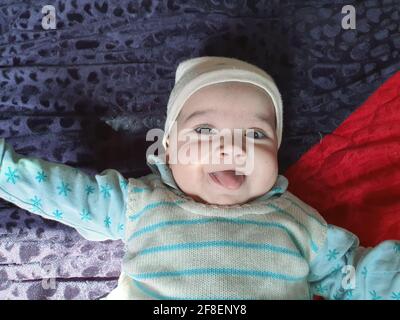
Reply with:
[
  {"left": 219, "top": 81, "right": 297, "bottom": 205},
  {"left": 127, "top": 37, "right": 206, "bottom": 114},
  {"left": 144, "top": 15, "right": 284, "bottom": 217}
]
[{"left": 162, "top": 56, "right": 283, "bottom": 149}]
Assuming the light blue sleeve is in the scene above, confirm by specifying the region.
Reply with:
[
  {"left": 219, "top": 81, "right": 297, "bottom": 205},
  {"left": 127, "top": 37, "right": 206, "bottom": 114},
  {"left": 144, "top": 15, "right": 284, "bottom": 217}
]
[
  {"left": 0, "top": 137, "right": 128, "bottom": 241},
  {"left": 308, "top": 224, "right": 400, "bottom": 300}
]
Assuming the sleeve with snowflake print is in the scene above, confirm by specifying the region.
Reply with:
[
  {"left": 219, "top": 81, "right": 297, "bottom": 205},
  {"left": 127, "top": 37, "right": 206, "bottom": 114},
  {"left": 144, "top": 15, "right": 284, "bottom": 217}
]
[
  {"left": 308, "top": 224, "right": 400, "bottom": 300},
  {"left": 0, "top": 137, "right": 128, "bottom": 241}
]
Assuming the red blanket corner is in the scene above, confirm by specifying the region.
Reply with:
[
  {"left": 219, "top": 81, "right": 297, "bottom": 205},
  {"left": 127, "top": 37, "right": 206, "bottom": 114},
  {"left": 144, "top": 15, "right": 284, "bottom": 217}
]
[{"left": 285, "top": 71, "right": 400, "bottom": 247}]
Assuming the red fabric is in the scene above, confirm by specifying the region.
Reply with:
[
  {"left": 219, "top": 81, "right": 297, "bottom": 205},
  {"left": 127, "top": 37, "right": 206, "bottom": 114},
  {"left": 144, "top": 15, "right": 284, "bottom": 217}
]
[{"left": 285, "top": 71, "right": 400, "bottom": 247}]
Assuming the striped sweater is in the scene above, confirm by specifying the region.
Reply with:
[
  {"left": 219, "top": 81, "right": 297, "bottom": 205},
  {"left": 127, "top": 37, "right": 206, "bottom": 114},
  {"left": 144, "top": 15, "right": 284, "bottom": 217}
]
[{"left": 106, "top": 156, "right": 328, "bottom": 299}]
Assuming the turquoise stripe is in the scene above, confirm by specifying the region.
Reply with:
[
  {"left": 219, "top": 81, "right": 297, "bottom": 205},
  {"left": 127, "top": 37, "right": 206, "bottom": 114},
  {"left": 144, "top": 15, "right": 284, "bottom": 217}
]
[
  {"left": 280, "top": 196, "right": 326, "bottom": 227},
  {"left": 130, "top": 217, "right": 290, "bottom": 239},
  {"left": 135, "top": 240, "right": 303, "bottom": 259},
  {"left": 132, "top": 279, "right": 179, "bottom": 300},
  {"left": 131, "top": 187, "right": 151, "bottom": 193},
  {"left": 127, "top": 217, "right": 305, "bottom": 256},
  {"left": 128, "top": 200, "right": 185, "bottom": 221},
  {"left": 132, "top": 279, "right": 248, "bottom": 300},
  {"left": 267, "top": 203, "right": 319, "bottom": 252},
  {"left": 130, "top": 267, "right": 306, "bottom": 281}
]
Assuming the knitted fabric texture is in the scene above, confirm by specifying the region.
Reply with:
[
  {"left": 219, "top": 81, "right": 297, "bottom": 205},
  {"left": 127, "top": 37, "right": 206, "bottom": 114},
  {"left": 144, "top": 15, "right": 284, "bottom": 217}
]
[{"left": 106, "top": 173, "right": 328, "bottom": 300}]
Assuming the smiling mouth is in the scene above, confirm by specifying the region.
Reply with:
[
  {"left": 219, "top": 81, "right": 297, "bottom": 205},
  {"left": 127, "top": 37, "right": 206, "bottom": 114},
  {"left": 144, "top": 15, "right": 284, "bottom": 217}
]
[{"left": 208, "top": 170, "right": 246, "bottom": 190}]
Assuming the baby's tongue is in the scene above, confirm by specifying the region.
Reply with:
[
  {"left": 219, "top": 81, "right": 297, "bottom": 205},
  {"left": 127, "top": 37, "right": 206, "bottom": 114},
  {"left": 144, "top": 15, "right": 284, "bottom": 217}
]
[{"left": 211, "top": 170, "right": 244, "bottom": 189}]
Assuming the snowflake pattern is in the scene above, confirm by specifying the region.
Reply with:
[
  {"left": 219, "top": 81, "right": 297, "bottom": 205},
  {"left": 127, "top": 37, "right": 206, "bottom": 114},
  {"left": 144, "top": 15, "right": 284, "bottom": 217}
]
[
  {"left": 5, "top": 167, "right": 20, "bottom": 184},
  {"left": 326, "top": 248, "right": 339, "bottom": 261},
  {"left": 53, "top": 209, "right": 63, "bottom": 219},
  {"left": 118, "top": 223, "right": 124, "bottom": 232},
  {"left": 333, "top": 292, "right": 342, "bottom": 300},
  {"left": 369, "top": 290, "right": 382, "bottom": 300},
  {"left": 80, "top": 208, "right": 92, "bottom": 221},
  {"left": 333, "top": 289, "right": 345, "bottom": 300},
  {"left": 57, "top": 181, "right": 72, "bottom": 196},
  {"left": 100, "top": 183, "right": 112, "bottom": 199},
  {"left": 104, "top": 216, "right": 111, "bottom": 228},
  {"left": 85, "top": 185, "right": 95, "bottom": 196},
  {"left": 330, "top": 263, "right": 342, "bottom": 274},
  {"left": 120, "top": 179, "right": 128, "bottom": 190},
  {"left": 391, "top": 292, "right": 400, "bottom": 300},
  {"left": 344, "top": 289, "right": 353, "bottom": 299},
  {"left": 315, "top": 284, "right": 328, "bottom": 294},
  {"left": 35, "top": 170, "right": 47, "bottom": 183},
  {"left": 29, "top": 195, "right": 42, "bottom": 212}
]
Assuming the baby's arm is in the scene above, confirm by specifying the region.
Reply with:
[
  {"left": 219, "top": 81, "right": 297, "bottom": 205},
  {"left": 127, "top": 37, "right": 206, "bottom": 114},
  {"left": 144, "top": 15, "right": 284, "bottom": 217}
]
[
  {"left": 308, "top": 225, "right": 399, "bottom": 300},
  {"left": 0, "top": 137, "right": 128, "bottom": 241}
]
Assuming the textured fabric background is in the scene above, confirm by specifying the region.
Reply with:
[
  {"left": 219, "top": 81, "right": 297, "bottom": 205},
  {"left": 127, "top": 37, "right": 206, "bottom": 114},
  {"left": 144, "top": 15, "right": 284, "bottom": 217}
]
[
  {"left": 0, "top": 0, "right": 399, "bottom": 299},
  {"left": 286, "top": 71, "right": 400, "bottom": 247}
]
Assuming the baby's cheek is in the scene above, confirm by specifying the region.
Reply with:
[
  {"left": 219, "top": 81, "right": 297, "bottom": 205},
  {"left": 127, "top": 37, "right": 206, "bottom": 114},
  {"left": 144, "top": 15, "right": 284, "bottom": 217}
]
[
  {"left": 170, "top": 163, "right": 201, "bottom": 193},
  {"left": 254, "top": 149, "right": 278, "bottom": 179},
  {"left": 247, "top": 145, "right": 276, "bottom": 171},
  {"left": 170, "top": 164, "right": 188, "bottom": 186}
]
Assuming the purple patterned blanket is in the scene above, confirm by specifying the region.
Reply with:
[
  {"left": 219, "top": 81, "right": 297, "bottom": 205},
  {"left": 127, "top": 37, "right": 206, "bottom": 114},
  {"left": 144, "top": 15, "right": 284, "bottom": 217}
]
[{"left": 0, "top": 0, "right": 398, "bottom": 299}]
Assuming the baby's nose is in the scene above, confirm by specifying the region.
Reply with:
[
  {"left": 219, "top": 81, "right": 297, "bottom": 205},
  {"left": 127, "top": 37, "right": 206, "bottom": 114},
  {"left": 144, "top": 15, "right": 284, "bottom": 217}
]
[
  {"left": 220, "top": 142, "right": 245, "bottom": 158},
  {"left": 216, "top": 134, "right": 247, "bottom": 163}
]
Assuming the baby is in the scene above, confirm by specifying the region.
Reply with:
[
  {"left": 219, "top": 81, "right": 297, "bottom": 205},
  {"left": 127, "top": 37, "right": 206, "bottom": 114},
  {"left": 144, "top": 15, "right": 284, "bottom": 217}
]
[{"left": 0, "top": 56, "right": 398, "bottom": 300}]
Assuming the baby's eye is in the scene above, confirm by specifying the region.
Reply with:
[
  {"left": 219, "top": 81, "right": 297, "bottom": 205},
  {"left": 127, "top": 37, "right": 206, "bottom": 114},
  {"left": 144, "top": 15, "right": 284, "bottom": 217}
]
[
  {"left": 194, "top": 126, "right": 218, "bottom": 135},
  {"left": 245, "top": 129, "right": 267, "bottom": 139}
]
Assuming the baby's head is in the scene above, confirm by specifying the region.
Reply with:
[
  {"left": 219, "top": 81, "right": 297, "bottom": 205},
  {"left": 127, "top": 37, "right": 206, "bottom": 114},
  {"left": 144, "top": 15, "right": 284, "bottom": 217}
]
[{"left": 161, "top": 57, "right": 283, "bottom": 206}]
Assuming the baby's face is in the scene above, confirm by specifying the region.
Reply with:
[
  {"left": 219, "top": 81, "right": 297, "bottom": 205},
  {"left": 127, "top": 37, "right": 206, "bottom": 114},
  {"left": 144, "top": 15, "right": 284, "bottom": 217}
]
[{"left": 166, "top": 81, "right": 278, "bottom": 206}]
